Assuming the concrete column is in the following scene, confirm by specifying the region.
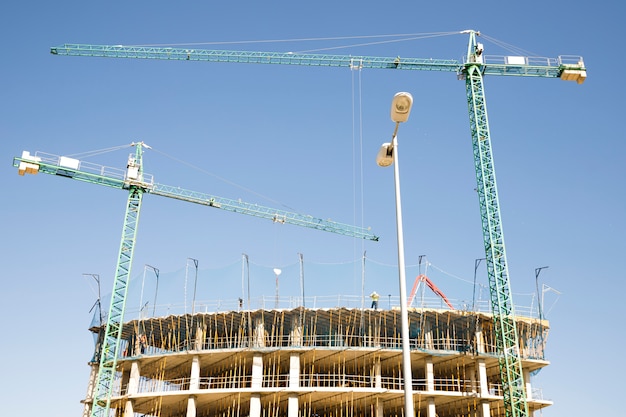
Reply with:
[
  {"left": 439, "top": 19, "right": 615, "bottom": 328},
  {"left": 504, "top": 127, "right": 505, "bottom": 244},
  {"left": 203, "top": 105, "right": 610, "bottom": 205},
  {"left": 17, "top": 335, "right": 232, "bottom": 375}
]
[
  {"left": 426, "top": 397, "right": 436, "bottom": 417},
  {"left": 186, "top": 396, "right": 197, "bottom": 417},
  {"left": 251, "top": 354, "right": 263, "bottom": 388},
  {"left": 288, "top": 396, "right": 298, "bottom": 417},
  {"left": 375, "top": 398, "right": 384, "bottom": 417},
  {"left": 475, "top": 329, "right": 485, "bottom": 354},
  {"left": 372, "top": 318, "right": 381, "bottom": 347},
  {"left": 475, "top": 358, "right": 492, "bottom": 417},
  {"left": 468, "top": 364, "right": 477, "bottom": 395},
  {"left": 479, "top": 400, "right": 491, "bottom": 417},
  {"left": 127, "top": 361, "right": 141, "bottom": 394},
  {"left": 250, "top": 395, "right": 262, "bottom": 417},
  {"left": 185, "top": 356, "right": 200, "bottom": 417},
  {"left": 290, "top": 314, "right": 303, "bottom": 347},
  {"left": 120, "top": 371, "right": 130, "bottom": 396},
  {"left": 523, "top": 368, "right": 532, "bottom": 401},
  {"left": 124, "top": 361, "right": 141, "bottom": 417},
  {"left": 124, "top": 400, "right": 135, "bottom": 417},
  {"left": 194, "top": 326, "right": 204, "bottom": 351},
  {"left": 290, "top": 325, "right": 303, "bottom": 346},
  {"left": 373, "top": 357, "right": 382, "bottom": 389},
  {"left": 369, "top": 357, "right": 384, "bottom": 417},
  {"left": 424, "top": 330, "right": 434, "bottom": 350},
  {"left": 425, "top": 357, "right": 435, "bottom": 392},
  {"left": 190, "top": 355, "right": 200, "bottom": 390},
  {"left": 288, "top": 353, "right": 300, "bottom": 417},
  {"left": 254, "top": 320, "right": 266, "bottom": 347},
  {"left": 250, "top": 354, "right": 263, "bottom": 417},
  {"left": 289, "top": 354, "right": 300, "bottom": 388},
  {"left": 477, "top": 359, "right": 489, "bottom": 397},
  {"left": 82, "top": 364, "right": 98, "bottom": 417}
]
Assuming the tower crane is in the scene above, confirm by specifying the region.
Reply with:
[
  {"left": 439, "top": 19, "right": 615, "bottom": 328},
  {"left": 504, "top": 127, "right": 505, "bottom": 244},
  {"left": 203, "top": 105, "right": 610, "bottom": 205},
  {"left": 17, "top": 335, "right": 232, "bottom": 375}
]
[
  {"left": 50, "top": 30, "right": 586, "bottom": 417},
  {"left": 13, "top": 142, "right": 378, "bottom": 417}
]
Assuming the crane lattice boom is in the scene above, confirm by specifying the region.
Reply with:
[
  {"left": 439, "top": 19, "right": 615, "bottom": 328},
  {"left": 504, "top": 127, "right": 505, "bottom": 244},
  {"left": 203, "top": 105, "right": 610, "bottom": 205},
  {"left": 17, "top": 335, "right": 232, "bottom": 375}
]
[
  {"left": 51, "top": 41, "right": 586, "bottom": 83},
  {"left": 15, "top": 148, "right": 378, "bottom": 240}
]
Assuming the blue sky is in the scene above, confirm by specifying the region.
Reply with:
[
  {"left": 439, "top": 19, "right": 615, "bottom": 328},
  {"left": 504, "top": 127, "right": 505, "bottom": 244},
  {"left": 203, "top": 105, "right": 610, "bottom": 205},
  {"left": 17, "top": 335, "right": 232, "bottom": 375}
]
[{"left": 1, "top": 1, "right": 623, "bottom": 416}]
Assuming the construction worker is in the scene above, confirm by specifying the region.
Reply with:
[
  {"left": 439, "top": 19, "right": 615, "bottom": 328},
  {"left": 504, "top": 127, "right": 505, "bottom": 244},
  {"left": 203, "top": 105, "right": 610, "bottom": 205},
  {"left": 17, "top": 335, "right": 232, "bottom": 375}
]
[
  {"left": 370, "top": 291, "right": 380, "bottom": 309},
  {"left": 139, "top": 333, "right": 147, "bottom": 354}
]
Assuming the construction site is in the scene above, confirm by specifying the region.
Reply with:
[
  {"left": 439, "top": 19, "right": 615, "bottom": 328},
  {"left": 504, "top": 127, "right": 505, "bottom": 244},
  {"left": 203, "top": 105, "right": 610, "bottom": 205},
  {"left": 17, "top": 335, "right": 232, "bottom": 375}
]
[
  {"left": 12, "top": 29, "right": 586, "bottom": 417},
  {"left": 81, "top": 302, "right": 550, "bottom": 417}
]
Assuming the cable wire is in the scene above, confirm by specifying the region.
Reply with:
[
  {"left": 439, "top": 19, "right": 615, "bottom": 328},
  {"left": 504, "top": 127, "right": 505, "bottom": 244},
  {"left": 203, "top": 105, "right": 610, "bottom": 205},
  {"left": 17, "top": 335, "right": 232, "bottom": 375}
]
[
  {"left": 129, "top": 31, "right": 462, "bottom": 48},
  {"left": 149, "top": 146, "right": 299, "bottom": 213},
  {"left": 66, "top": 143, "right": 133, "bottom": 159}
]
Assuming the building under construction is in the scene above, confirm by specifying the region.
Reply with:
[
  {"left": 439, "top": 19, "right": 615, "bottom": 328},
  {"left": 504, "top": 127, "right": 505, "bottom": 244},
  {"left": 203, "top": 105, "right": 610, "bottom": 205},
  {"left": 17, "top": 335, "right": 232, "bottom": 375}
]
[{"left": 82, "top": 304, "right": 550, "bottom": 417}]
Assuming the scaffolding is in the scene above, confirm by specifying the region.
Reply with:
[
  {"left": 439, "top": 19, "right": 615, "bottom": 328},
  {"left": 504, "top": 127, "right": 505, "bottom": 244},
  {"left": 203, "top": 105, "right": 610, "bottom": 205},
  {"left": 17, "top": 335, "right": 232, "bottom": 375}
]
[{"left": 83, "top": 307, "right": 551, "bottom": 417}]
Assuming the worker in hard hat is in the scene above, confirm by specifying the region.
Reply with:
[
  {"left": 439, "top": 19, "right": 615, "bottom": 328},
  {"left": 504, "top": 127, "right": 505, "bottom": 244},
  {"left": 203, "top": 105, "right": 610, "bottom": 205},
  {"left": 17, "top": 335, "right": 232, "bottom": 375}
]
[{"left": 370, "top": 291, "right": 380, "bottom": 309}]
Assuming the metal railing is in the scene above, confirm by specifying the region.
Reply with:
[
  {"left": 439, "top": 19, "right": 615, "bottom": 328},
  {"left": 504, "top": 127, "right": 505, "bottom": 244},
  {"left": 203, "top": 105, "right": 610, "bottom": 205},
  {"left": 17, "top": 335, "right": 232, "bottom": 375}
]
[
  {"left": 120, "top": 374, "right": 505, "bottom": 397},
  {"left": 31, "top": 151, "right": 155, "bottom": 184},
  {"left": 122, "top": 295, "right": 539, "bottom": 320}
]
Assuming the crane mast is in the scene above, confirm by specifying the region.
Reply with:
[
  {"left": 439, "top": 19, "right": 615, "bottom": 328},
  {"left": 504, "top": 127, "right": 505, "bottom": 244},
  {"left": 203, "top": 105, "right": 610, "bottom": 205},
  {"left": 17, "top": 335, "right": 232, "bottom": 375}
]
[
  {"left": 93, "top": 144, "right": 145, "bottom": 417},
  {"left": 462, "top": 31, "right": 527, "bottom": 417},
  {"left": 14, "top": 142, "right": 377, "bottom": 417},
  {"left": 49, "top": 31, "right": 586, "bottom": 417}
]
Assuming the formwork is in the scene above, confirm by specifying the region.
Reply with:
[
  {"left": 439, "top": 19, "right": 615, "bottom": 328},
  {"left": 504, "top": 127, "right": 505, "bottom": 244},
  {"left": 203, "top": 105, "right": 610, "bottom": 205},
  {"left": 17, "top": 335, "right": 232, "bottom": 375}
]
[{"left": 82, "top": 306, "right": 551, "bottom": 417}]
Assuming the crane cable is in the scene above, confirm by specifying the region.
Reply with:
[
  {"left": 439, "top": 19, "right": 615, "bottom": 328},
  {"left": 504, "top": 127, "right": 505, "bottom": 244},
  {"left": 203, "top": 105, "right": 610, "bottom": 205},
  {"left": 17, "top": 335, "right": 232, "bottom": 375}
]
[
  {"left": 149, "top": 146, "right": 299, "bottom": 213},
  {"left": 127, "top": 31, "right": 461, "bottom": 49},
  {"left": 62, "top": 142, "right": 306, "bottom": 218},
  {"left": 148, "top": 147, "right": 288, "bottom": 279},
  {"left": 66, "top": 143, "right": 133, "bottom": 159},
  {"left": 351, "top": 54, "right": 366, "bottom": 296}
]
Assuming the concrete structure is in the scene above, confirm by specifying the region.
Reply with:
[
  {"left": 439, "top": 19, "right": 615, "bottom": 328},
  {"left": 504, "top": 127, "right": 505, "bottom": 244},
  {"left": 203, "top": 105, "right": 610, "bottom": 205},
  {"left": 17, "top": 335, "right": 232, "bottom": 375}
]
[{"left": 82, "top": 306, "right": 551, "bottom": 417}]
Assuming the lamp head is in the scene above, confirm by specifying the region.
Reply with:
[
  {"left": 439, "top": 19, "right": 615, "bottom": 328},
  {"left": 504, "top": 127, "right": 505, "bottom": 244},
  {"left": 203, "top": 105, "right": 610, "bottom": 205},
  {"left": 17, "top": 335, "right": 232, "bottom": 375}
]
[
  {"left": 376, "top": 142, "right": 393, "bottom": 167},
  {"left": 273, "top": 268, "right": 282, "bottom": 276},
  {"left": 391, "top": 92, "right": 413, "bottom": 123}
]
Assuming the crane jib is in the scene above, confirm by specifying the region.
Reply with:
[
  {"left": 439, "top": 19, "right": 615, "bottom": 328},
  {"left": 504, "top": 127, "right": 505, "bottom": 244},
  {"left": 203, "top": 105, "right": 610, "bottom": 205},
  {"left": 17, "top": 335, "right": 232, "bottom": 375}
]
[
  {"left": 50, "top": 43, "right": 585, "bottom": 81},
  {"left": 13, "top": 153, "right": 378, "bottom": 242}
]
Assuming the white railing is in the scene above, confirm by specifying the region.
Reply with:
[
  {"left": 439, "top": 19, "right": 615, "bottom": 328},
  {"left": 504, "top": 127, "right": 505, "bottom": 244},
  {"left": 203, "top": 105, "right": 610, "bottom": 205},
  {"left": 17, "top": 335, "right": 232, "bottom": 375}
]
[
  {"left": 120, "top": 295, "right": 538, "bottom": 320},
  {"left": 121, "top": 374, "right": 493, "bottom": 396},
  {"left": 463, "top": 55, "right": 584, "bottom": 68},
  {"left": 32, "top": 151, "right": 154, "bottom": 184}
]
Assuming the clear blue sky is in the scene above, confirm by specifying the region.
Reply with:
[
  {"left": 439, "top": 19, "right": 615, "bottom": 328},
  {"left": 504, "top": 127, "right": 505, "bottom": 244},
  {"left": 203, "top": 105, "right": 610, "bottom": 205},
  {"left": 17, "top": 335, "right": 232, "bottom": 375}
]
[{"left": 1, "top": 1, "right": 623, "bottom": 416}]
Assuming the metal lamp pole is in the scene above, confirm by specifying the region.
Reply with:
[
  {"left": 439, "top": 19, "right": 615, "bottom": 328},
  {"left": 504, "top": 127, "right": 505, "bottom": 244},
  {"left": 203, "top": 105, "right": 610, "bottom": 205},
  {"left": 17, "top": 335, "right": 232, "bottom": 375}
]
[
  {"left": 145, "top": 264, "right": 159, "bottom": 316},
  {"left": 188, "top": 258, "right": 199, "bottom": 314},
  {"left": 376, "top": 92, "right": 415, "bottom": 417}
]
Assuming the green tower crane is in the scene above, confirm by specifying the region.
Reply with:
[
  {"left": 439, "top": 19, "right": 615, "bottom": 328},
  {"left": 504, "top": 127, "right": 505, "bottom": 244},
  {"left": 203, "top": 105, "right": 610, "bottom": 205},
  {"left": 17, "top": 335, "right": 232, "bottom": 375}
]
[
  {"left": 50, "top": 30, "right": 586, "bottom": 417},
  {"left": 14, "top": 142, "right": 378, "bottom": 417}
]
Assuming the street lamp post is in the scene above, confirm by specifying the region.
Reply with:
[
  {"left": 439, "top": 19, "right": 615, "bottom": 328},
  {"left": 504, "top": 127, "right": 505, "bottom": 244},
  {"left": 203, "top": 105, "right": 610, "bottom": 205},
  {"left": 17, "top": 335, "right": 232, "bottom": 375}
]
[
  {"left": 376, "top": 91, "right": 415, "bottom": 417},
  {"left": 273, "top": 268, "right": 282, "bottom": 309},
  {"left": 243, "top": 253, "right": 250, "bottom": 308},
  {"left": 144, "top": 264, "right": 160, "bottom": 317},
  {"left": 188, "top": 258, "right": 199, "bottom": 314},
  {"left": 535, "top": 266, "right": 549, "bottom": 359},
  {"left": 535, "top": 266, "right": 549, "bottom": 321},
  {"left": 83, "top": 273, "right": 103, "bottom": 326},
  {"left": 298, "top": 253, "right": 305, "bottom": 308},
  {"left": 472, "top": 258, "right": 485, "bottom": 312}
]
